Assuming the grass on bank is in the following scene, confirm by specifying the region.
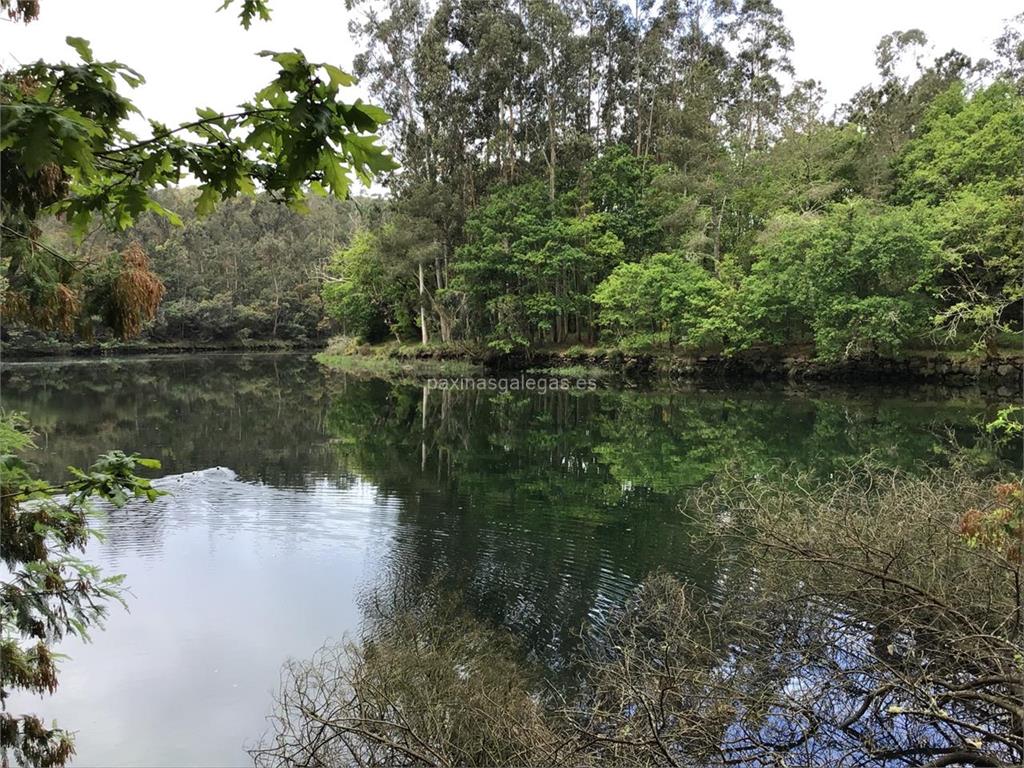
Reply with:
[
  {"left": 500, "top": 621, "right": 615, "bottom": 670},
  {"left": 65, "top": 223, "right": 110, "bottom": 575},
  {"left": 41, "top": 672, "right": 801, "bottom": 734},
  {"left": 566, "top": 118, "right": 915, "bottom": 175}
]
[
  {"left": 320, "top": 333, "right": 1023, "bottom": 363},
  {"left": 316, "top": 337, "right": 483, "bottom": 378},
  {"left": 314, "top": 333, "right": 1022, "bottom": 385}
]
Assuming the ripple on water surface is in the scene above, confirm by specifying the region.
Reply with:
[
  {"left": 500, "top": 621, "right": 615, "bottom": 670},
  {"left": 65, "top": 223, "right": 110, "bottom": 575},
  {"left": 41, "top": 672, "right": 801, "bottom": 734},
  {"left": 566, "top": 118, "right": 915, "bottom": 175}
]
[
  {"left": 0, "top": 352, "right": 1000, "bottom": 766},
  {"left": 99, "top": 466, "right": 403, "bottom": 561}
]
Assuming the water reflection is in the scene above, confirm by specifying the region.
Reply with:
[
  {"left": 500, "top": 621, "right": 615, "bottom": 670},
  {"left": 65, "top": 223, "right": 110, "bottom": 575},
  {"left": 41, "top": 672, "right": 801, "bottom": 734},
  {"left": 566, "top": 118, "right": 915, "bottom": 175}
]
[
  {"left": 0, "top": 353, "right": 1008, "bottom": 766},
  {"left": 5, "top": 469, "right": 396, "bottom": 767},
  {"left": 322, "top": 376, "right": 1004, "bottom": 667},
  {"left": 2, "top": 353, "right": 336, "bottom": 484}
]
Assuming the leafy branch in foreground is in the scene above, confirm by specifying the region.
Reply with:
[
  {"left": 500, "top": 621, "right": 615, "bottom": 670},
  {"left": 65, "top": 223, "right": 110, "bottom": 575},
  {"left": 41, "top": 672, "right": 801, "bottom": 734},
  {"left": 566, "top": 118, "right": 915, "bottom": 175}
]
[
  {"left": 1, "top": 39, "right": 395, "bottom": 235},
  {"left": 0, "top": 415, "right": 164, "bottom": 768},
  {"left": 2, "top": 17, "right": 396, "bottom": 339},
  {"left": 1, "top": 4, "right": 399, "bottom": 765}
]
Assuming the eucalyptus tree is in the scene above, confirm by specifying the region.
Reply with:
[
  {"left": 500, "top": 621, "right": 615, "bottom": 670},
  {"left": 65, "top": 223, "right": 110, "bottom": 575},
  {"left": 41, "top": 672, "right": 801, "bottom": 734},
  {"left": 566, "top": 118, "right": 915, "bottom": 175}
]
[
  {"left": 988, "top": 12, "right": 1024, "bottom": 87},
  {"left": 657, "top": 0, "right": 734, "bottom": 172},
  {"left": 579, "top": 0, "right": 635, "bottom": 147},
  {"left": 519, "top": 0, "right": 581, "bottom": 200},
  {"left": 724, "top": 0, "right": 794, "bottom": 156},
  {"left": 349, "top": 0, "right": 482, "bottom": 340},
  {"left": 330, "top": 0, "right": 1020, "bottom": 362},
  {"left": 845, "top": 29, "right": 974, "bottom": 198}
]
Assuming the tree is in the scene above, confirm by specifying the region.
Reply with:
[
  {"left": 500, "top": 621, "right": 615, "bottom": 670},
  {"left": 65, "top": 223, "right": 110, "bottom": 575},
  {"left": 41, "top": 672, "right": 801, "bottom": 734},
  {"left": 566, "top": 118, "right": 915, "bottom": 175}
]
[
  {"left": 584, "top": 145, "right": 671, "bottom": 260},
  {"left": 0, "top": 2, "right": 397, "bottom": 764},
  {"left": 742, "top": 201, "right": 941, "bottom": 359},
  {"left": 987, "top": 12, "right": 1024, "bottom": 87},
  {"left": 323, "top": 227, "right": 419, "bottom": 342},
  {"left": 892, "top": 82, "right": 1024, "bottom": 353},
  {"left": 1, "top": 416, "right": 163, "bottom": 767},
  {"left": 2, "top": 2, "right": 397, "bottom": 339},
  {"left": 455, "top": 181, "right": 623, "bottom": 350},
  {"left": 594, "top": 251, "right": 736, "bottom": 350},
  {"left": 845, "top": 29, "right": 974, "bottom": 198},
  {"left": 724, "top": 0, "right": 794, "bottom": 155}
]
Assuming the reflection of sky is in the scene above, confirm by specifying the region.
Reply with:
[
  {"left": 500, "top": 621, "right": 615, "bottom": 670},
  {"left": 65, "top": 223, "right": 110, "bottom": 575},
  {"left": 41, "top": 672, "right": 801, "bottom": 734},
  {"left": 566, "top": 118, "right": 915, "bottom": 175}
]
[
  {"left": 3, "top": 354, "right": 1002, "bottom": 765},
  {"left": 9, "top": 469, "right": 400, "bottom": 767}
]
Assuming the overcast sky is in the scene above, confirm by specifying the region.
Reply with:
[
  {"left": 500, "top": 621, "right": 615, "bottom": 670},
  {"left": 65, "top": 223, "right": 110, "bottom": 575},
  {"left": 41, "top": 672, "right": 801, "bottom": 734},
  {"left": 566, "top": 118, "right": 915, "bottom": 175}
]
[{"left": 3, "top": 0, "right": 1018, "bottom": 134}]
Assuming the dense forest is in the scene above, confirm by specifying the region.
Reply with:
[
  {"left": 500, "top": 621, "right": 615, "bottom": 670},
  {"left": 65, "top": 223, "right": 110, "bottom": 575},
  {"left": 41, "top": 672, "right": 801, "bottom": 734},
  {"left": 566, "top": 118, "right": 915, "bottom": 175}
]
[
  {"left": 323, "top": 1, "right": 1023, "bottom": 359},
  {"left": 11, "top": 3, "right": 1022, "bottom": 360},
  {"left": 5, "top": 193, "right": 383, "bottom": 349}
]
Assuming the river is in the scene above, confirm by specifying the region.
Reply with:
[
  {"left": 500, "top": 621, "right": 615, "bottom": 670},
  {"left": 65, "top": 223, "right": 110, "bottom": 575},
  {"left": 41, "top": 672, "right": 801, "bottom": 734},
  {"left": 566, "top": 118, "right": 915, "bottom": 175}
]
[{"left": 0, "top": 352, "right": 1007, "bottom": 766}]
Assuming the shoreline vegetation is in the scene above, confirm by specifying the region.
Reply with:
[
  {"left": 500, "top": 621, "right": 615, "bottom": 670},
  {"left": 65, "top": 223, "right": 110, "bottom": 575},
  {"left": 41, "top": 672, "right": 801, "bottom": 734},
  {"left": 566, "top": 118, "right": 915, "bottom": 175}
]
[
  {"left": 314, "top": 337, "right": 1022, "bottom": 390},
  {"left": 6, "top": 336, "right": 1020, "bottom": 392},
  {"left": 0, "top": 337, "right": 322, "bottom": 361},
  {"left": 7, "top": 17, "right": 1022, "bottom": 384},
  {"left": 252, "top": 464, "right": 1024, "bottom": 768}
]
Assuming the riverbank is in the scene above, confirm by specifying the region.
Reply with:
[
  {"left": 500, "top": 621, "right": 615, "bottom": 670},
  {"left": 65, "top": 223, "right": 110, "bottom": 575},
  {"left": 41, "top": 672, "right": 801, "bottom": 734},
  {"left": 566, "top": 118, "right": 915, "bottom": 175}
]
[
  {"left": 0, "top": 338, "right": 325, "bottom": 361},
  {"left": 319, "top": 340, "right": 1023, "bottom": 393},
  {"left": 7, "top": 336, "right": 1020, "bottom": 394}
]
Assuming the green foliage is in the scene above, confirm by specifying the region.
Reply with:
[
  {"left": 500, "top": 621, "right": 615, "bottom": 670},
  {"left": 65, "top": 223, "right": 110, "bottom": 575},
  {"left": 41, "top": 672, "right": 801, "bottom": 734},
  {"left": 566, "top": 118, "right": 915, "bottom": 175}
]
[
  {"left": 10, "top": 4, "right": 987, "bottom": 362},
  {"left": 454, "top": 181, "right": 623, "bottom": 350},
  {"left": 2, "top": 11, "right": 397, "bottom": 345},
  {"left": 584, "top": 146, "right": 671, "bottom": 259},
  {"left": 893, "top": 82, "right": 1024, "bottom": 351},
  {"left": 594, "top": 198, "right": 944, "bottom": 361},
  {"left": 750, "top": 122, "right": 863, "bottom": 216},
  {"left": 893, "top": 82, "right": 1023, "bottom": 205},
  {"left": 9, "top": 4, "right": 1020, "bottom": 364},
  {"left": 986, "top": 405, "right": 1024, "bottom": 444},
  {"left": 810, "top": 203, "right": 941, "bottom": 359},
  {"left": 219, "top": 0, "right": 272, "bottom": 29},
  {"left": 322, "top": 228, "right": 418, "bottom": 342},
  {"left": 5, "top": 191, "right": 380, "bottom": 349},
  {"left": 1, "top": 41, "right": 396, "bottom": 236},
  {"left": 742, "top": 201, "right": 941, "bottom": 359},
  {"left": 0, "top": 414, "right": 162, "bottom": 767},
  {"left": 594, "top": 252, "right": 736, "bottom": 351},
  {"left": 335, "top": 1, "right": 1021, "bottom": 362}
]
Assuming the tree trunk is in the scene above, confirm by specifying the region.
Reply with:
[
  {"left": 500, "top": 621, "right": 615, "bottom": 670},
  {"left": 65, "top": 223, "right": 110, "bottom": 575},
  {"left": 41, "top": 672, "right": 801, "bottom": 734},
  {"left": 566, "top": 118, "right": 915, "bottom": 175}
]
[
  {"left": 418, "top": 262, "right": 429, "bottom": 345},
  {"left": 439, "top": 312, "right": 452, "bottom": 344},
  {"left": 547, "top": 87, "right": 557, "bottom": 202},
  {"left": 713, "top": 196, "right": 727, "bottom": 265}
]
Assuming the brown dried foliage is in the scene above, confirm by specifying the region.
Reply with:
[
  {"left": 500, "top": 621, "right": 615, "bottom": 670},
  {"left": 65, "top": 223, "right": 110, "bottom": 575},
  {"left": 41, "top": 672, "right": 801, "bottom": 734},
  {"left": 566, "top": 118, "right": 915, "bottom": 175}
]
[
  {"left": 960, "top": 480, "right": 1023, "bottom": 563},
  {"left": 2, "top": 0, "right": 40, "bottom": 22},
  {"left": 109, "top": 242, "right": 165, "bottom": 338},
  {"left": 1, "top": 283, "right": 80, "bottom": 333}
]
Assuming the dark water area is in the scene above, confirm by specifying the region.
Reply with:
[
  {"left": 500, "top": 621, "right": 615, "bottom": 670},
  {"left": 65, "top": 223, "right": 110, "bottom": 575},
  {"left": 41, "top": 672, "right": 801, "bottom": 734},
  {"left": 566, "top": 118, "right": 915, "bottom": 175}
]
[{"left": 0, "top": 353, "right": 1009, "bottom": 766}]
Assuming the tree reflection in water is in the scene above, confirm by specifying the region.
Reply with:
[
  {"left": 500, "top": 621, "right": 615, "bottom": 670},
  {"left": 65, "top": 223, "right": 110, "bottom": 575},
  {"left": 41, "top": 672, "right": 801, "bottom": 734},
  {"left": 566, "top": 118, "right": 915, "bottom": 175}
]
[
  {"left": 323, "top": 373, "right": 1009, "bottom": 670},
  {"left": 2, "top": 355, "right": 1016, "bottom": 765},
  {"left": 254, "top": 467, "right": 1023, "bottom": 768}
]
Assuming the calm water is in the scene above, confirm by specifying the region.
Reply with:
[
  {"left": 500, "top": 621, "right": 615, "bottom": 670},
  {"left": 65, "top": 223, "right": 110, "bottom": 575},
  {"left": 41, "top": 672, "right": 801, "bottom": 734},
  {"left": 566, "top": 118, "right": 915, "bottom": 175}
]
[{"left": 0, "top": 353, "right": 1006, "bottom": 767}]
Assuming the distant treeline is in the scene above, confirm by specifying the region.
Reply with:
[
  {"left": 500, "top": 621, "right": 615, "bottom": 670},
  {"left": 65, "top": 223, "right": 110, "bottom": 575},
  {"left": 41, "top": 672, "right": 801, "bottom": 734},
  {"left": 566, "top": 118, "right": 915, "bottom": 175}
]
[{"left": 8, "top": 191, "right": 383, "bottom": 349}]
